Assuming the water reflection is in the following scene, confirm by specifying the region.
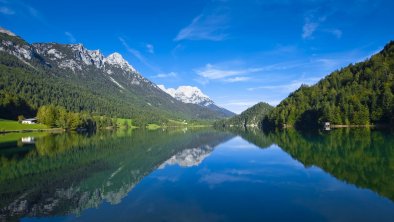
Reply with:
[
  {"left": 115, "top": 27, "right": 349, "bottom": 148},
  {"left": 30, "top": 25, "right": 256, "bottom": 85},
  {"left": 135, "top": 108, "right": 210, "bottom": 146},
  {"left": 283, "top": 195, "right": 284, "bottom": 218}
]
[
  {"left": 1, "top": 127, "right": 393, "bottom": 221},
  {"left": 21, "top": 137, "right": 35, "bottom": 144},
  {"left": 159, "top": 145, "right": 214, "bottom": 168},
  {"left": 230, "top": 127, "right": 394, "bottom": 202},
  {"left": 0, "top": 129, "right": 234, "bottom": 221}
]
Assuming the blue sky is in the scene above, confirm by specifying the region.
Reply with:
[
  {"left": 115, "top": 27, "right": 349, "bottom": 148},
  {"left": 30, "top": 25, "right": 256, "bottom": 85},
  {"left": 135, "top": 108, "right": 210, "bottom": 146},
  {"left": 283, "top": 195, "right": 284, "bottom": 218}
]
[{"left": 1, "top": 0, "right": 394, "bottom": 113}]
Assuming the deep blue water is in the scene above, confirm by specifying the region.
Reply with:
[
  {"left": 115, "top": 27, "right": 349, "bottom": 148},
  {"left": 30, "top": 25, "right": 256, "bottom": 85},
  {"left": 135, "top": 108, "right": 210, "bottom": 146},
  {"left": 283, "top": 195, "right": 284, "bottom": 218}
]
[{"left": 0, "top": 128, "right": 393, "bottom": 221}]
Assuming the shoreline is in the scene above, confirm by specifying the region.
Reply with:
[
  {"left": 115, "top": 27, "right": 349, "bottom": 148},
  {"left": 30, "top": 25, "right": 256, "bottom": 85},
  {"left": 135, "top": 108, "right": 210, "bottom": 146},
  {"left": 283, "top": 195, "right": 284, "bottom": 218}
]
[
  {"left": 0, "top": 124, "right": 214, "bottom": 134},
  {"left": 329, "top": 124, "right": 390, "bottom": 129},
  {"left": 0, "top": 128, "right": 65, "bottom": 134},
  {"left": 217, "top": 124, "right": 391, "bottom": 130}
]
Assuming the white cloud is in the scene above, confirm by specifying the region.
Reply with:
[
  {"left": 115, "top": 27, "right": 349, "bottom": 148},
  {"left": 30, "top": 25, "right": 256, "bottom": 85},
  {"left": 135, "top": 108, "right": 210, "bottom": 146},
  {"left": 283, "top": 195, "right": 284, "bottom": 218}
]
[
  {"left": 152, "top": 72, "right": 177, "bottom": 78},
  {"left": 302, "top": 10, "right": 342, "bottom": 40},
  {"left": 199, "top": 172, "right": 254, "bottom": 186},
  {"left": 146, "top": 44, "right": 154, "bottom": 54},
  {"left": 195, "top": 64, "right": 263, "bottom": 83},
  {"left": 174, "top": 5, "right": 229, "bottom": 41},
  {"left": 223, "top": 76, "right": 251, "bottom": 82},
  {"left": 0, "top": 6, "right": 14, "bottom": 15},
  {"left": 65, "top": 31, "right": 76, "bottom": 43},
  {"left": 247, "top": 77, "right": 321, "bottom": 93},
  {"left": 302, "top": 22, "right": 318, "bottom": 39}
]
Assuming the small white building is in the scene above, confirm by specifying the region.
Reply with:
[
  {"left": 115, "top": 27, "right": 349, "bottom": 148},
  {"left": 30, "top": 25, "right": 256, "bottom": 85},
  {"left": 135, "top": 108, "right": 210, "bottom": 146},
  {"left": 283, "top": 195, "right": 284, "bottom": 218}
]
[
  {"left": 21, "top": 118, "right": 37, "bottom": 124},
  {"left": 21, "top": 137, "right": 35, "bottom": 144},
  {"left": 323, "top": 122, "right": 331, "bottom": 131}
]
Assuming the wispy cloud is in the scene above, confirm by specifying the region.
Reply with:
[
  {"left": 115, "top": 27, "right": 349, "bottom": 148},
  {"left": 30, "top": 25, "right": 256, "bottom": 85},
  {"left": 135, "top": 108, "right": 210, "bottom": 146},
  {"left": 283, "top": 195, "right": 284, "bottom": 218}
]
[
  {"left": 152, "top": 71, "right": 177, "bottom": 78},
  {"left": 199, "top": 172, "right": 256, "bottom": 186},
  {"left": 174, "top": 3, "right": 229, "bottom": 41},
  {"left": 26, "top": 4, "right": 39, "bottom": 18},
  {"left": 119, "top": 37, "right": 161, "bottom": 73},
  {"left": 0, "top": 6, "right": 14, "bottom": 15},
  {"left": 171, "top": 43, "right": 185, "bottom": 58},
  {"left": 247, "top": 77, "right": 322, "bottom": 93},
  {"left": 302, "top": 10, "right": 342, "bottom": 40},
  {"left": 302, "top": 12, "right": 326, "bottom": 39},
  {"left": 65, "top": 31, "right": 76, "bottom": 43},
  {"left": 194, "top": 61, "right": 314, "bottom": 84},
  {"left": 195, "top": 64, "right": 262, "bottom": 83},
  {"left": 1, "top": 1, "right": 48, "bottom": 25},
  {"left": 146, "top": 44, "right": 154, "bottom": 54},
  {"left": 223, "top": 76, "right": 251, "bottom": 82},
  {"left": 302, "top": 22, "right": 319, "bottom": 39}
]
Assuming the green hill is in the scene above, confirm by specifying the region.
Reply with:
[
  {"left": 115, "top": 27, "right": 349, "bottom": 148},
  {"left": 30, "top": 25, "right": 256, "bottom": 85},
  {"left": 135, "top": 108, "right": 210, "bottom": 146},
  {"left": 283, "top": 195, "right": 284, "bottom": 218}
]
[
  {"left": 215, "top": 102, "right": 273, "bottom": 128},
  {"left": 264, "top": 41, "right": 394, "bottom": 129}
]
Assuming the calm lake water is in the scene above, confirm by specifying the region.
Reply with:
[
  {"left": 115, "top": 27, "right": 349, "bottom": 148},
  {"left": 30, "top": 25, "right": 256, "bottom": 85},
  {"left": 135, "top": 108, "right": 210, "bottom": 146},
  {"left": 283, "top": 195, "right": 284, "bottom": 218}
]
[{"left": 0, "top": 128, "right": 393, "bottom": 222}]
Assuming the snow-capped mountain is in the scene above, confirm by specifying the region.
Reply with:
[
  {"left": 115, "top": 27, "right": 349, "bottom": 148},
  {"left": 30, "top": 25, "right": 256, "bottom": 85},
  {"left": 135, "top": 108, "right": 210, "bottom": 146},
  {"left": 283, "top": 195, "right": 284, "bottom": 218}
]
[
  {"left": 33, "top": 43, "right": 136, "bottom": 72},
  {"left": 105, "top": 52, "right": 136, "bottom": 72},
  {"left": 158, "top": 85, "right": 213, "bottom": 106},
  {"left": 0, "top": 27, "right": 233, "bottom": 121},
  {"left": 159, "top": 145, "right": 214, "bottom": 168},
  {"left": 158, "top": 85, "right": 235, "bottom": 117}
]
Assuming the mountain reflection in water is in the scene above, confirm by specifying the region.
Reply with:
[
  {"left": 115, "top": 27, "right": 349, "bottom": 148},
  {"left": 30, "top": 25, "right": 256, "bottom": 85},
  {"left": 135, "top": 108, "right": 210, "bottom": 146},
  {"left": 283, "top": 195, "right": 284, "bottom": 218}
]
[
  {"left": 0, "top": 127, "right": 393, "bottom": 222},
  {"left": 0, "top": 129, "right": 234, "bottom": 220}
]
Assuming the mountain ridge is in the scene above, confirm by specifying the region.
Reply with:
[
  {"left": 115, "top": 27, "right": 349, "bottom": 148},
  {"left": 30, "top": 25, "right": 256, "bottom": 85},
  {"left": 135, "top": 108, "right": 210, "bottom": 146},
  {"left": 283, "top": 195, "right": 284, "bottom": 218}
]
[
  {"left": 0, "top": 27, "right": 230, "bottom": 125},
  {"left": 158, "top": 85, "right": 235, "bottom": 117}
]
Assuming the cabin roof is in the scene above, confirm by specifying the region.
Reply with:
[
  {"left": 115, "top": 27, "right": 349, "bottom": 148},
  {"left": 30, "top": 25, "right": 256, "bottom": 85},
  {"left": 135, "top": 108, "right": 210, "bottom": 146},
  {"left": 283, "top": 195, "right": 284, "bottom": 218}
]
[{"left": 23, "top": 118, "right": 37, "bottom": 121}]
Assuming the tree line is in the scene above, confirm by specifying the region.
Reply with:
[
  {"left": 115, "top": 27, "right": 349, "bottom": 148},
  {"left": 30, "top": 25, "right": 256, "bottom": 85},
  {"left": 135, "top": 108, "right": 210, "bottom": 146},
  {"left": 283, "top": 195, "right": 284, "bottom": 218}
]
[
  {"left": 215, "top": 102, "right": 273, "bottom": 128},
  {"left": 36, "top": 105, "right": 117, "bottom": 130},
  {"left": 262, "top": 41, "right": 394, "bottom": 130},
  {"left": 0, "top": 52, "right": 168, "bottom": 126}
]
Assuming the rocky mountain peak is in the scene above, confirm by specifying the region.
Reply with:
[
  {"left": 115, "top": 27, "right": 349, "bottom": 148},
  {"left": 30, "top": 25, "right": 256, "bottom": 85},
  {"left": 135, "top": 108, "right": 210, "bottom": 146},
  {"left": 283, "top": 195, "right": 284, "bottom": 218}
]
[
  {"left": 0, "top": 27, "right": 16, "bottom": 37},
  {"left": 158, "top": 85, "right": 214, "bottom": 106},
  {"left": 105, "top": 52, "right": 136, "bottom": 72},
  {"left": 66, "top": 44, "right": 105, "bottom": 68}
]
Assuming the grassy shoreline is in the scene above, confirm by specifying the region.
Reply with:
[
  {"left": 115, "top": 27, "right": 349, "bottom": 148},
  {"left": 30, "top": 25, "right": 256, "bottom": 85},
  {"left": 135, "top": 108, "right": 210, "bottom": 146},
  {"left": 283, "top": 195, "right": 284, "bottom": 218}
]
[
  {"left": 0, "top": 118, "right": 213, "bottom": 133},
  {"left": 0, "top": 119, "right": 56, "bottom": 133},
  {"left": 0, "top": 128, "right": 65, "bottom": 134}
]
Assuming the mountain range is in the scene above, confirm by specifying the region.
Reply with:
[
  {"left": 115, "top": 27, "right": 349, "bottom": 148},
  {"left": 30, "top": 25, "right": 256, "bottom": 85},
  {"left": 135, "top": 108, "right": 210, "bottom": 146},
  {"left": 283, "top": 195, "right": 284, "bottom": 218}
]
[
  {"left": 0, "top": 27, "right": 234, "bottom": 125},
  {"left": 159, "top": 85, "right": 234, "bottom": 117}
]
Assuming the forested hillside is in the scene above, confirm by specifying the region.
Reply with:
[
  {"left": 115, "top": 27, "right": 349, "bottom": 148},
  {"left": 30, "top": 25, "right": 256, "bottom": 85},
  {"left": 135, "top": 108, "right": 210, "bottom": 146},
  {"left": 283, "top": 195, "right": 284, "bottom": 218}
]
[
  {"left": 0, "top": 31, "right": 230, "bottom": 126},
  {"left": 0, "top": 52, "right": 166, "bottom": 125},
  {"left": 264, "top": 41, "right": 394, "bottom": 129},
  {"left": 215, "top": 102, "right": 273, "bottom": 127}
]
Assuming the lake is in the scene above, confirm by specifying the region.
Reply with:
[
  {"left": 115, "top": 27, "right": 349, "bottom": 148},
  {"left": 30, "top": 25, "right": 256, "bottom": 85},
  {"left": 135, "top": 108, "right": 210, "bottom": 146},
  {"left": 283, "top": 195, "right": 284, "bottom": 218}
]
[{"left": 0, "top": 128, "right": 393, "bottom": 222}]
